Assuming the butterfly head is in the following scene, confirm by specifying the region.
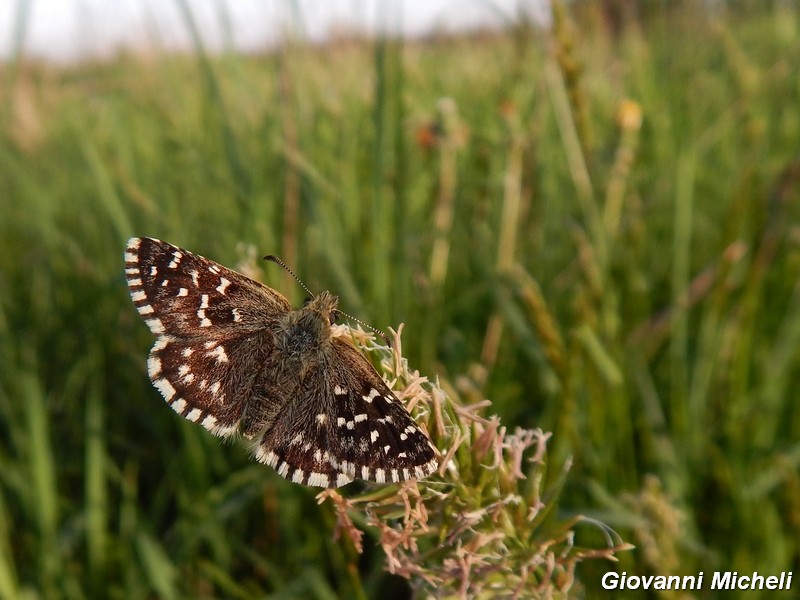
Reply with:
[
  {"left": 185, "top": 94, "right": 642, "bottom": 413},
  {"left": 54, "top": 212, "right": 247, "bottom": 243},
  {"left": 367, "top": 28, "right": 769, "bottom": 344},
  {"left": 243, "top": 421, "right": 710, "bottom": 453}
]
[
  {"left": 276, "top": 291, "right": 339, "bottom": 358},
  {"left": 303, "top": 290, "right": 339, "bottom": 326}
]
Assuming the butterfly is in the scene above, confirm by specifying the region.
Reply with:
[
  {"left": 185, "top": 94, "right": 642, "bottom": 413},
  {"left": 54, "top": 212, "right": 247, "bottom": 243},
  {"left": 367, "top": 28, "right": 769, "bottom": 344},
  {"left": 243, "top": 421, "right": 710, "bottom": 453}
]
[{"left": 124, "top": 237, "right": 438, "bottom": 487}]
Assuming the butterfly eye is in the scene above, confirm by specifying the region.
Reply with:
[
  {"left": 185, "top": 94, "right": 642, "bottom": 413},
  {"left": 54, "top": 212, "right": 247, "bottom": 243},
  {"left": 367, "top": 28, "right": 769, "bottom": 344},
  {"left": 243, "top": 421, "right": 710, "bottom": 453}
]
[
  {"left": 330, "top": 311, "right": 339, "bottom": 325},
  {"left": 302, "top": 297, "right": 312, "bottom": 307}
]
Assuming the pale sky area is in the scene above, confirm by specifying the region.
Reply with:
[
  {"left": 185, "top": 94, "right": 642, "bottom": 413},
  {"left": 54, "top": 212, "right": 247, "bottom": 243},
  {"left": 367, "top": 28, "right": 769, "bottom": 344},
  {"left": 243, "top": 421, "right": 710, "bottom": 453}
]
[{"left": 1, "top": 0, "right": 550, "bottom": 63}]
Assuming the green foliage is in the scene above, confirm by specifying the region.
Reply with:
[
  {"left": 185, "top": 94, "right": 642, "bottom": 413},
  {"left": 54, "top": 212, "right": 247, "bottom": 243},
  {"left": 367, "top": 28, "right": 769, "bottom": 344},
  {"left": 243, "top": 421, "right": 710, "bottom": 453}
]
[
  {"left": 1, "top": 1, "right": 800, "bottom": 597},
  {"left": 319, "top": 326, "right": 628, "bottom": 598}
]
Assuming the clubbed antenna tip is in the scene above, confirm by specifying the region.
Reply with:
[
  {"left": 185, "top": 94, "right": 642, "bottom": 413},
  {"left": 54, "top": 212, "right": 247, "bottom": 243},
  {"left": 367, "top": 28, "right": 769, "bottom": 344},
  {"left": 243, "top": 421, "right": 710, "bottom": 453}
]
[{"left": 264, "top": 254, "right": 315, "bottom": 298}]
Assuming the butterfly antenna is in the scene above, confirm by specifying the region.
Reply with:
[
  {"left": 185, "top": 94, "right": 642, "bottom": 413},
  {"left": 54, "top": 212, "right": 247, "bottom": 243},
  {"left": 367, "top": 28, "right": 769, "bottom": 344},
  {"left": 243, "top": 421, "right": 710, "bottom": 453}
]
[
  {"left": 263, "top": 254, "right": 392, "bottom": 347},
  {"left": 335, "top": 309, "right": 393, "bottom": 347},
  {"left": 264, "top": 255, "right": 315, "bottom": 298}
]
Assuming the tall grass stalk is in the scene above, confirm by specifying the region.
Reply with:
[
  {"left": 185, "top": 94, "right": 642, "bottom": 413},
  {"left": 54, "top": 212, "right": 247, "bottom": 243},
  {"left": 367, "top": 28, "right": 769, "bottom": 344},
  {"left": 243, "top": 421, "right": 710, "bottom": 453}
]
[
  {"left": 669, "top": 153, "right": 695, "bottom": 446},
  {"left": 21, "top": 373, "right": 60, "bottom": 596},
  {"left": 84, "top": 376, "right": 108, "bottom": 591}
]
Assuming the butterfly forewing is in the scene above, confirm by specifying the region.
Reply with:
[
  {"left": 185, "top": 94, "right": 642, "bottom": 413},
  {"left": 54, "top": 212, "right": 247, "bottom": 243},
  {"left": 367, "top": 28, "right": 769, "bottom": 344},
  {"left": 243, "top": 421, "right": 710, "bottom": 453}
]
[
  {"left": 125, "top": 237, "right": 292, "bottom": 337},
  {"left": 125, "top": 237, "right": 439, "bottom": 487}
]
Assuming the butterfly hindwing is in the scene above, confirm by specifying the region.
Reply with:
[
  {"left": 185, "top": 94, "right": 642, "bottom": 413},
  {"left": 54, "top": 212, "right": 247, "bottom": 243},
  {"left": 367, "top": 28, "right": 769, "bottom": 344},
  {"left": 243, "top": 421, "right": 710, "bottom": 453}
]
[
  {"left": 254, "top": 338, "right": 438, "bottom": 487},
  {"left": 146, "top": 332, "right": 276, "bottom": 438}
]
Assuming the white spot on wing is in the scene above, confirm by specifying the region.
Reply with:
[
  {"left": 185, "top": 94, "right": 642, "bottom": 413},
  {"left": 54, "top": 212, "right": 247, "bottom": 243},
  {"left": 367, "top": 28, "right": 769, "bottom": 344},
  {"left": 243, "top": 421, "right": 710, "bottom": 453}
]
[
  {"left": 129, "top": 281, "right": 144, "bottom": 290},
  {"left": 334, "top": 385, "right": 347, "bottom": 396},
  {"left": 370, "top": 430, "right": 379, "bottom": 443},
  {"left": 170, "top": 398, "right": 186, "bottom": 414},
  {"left": 207, "top": 345, "right": 228, "bottom": 363},
  {"left": 257, "top": 449, "right": 278, "bottom": 467},
  {"left": 168, "top": 251, "right": 183, "bottom": 269},
  {"left": 354, "top": 413, "right": 367, "bottom": 423},
  {"left": 147, "top": 356, "right": 162, "bottom": 377},
  {"left": 185, "top": 408, "right": 202, "bottom": 422},
  {"left": 335, "top": 473, "right": 352, "bottom": 487},
  {"left": 292, "top": 469, "right": 305, "bottom": 484},
  {"left": 146, "top": 318, "right": 165, "bottom": 334},
  {"left": 209, "top": 421, "right": 237, "bottom": 438},
  {"left": 154, "top": 378, "right": 176, "bottom": 400},
  {"left": 177, "top": 288, "right": 188, "bottom": 297},
  {"left": 316, "top": 413, "right": 327, "bottom": 424},
  {"left": 308, "top": 472, "right": 329, "bottom": 487},
  {"left": 363, "top": 388, "right": 380, "bottom": 403},
  {"left": 216, "top": 277, "right": 231, "bottom": 294},
  {"left": 375, "top": 468, "right": 386, "bottom": 483}
]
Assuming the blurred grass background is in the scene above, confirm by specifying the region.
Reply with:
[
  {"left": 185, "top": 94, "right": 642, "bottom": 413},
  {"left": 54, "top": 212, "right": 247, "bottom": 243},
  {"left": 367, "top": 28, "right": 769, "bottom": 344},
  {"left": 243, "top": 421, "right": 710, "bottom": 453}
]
[{"left": 2, "top": 0, "right": 800, "bottom": 597}]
